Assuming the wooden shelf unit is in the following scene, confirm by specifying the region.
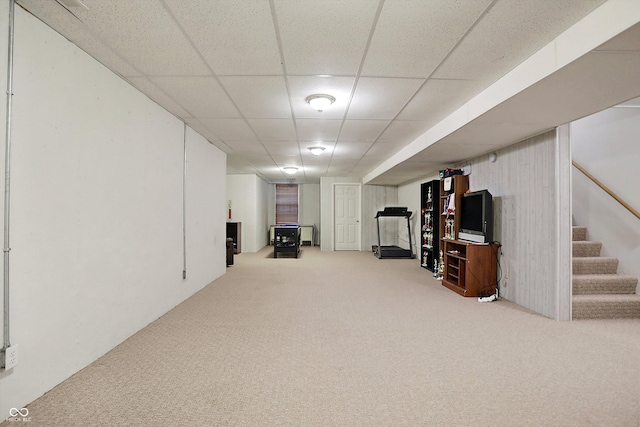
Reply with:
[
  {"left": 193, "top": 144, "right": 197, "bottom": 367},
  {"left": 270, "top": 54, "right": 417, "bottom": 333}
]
[
  {"left": 439, "top": 174, "right": 469, "bottom": 242},
  {"left": 442, "top": 239, "right": 499, "bottom": 297}
]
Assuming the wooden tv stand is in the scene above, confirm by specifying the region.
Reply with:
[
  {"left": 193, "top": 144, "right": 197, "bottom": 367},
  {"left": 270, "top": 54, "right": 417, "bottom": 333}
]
[{"left": 441, "top": 239, "right": 499, "bottom": 297}]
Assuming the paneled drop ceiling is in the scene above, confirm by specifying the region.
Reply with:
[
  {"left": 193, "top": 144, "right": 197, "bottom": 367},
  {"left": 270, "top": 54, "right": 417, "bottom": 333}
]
[{"left": 16, "top": 0, "right": 640, "bottom": 185}]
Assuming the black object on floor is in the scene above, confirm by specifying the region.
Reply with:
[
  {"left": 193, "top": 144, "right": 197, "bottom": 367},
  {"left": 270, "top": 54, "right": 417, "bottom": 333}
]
[{"left": 374, "top": 207, "right": 414, "bottom": 259}]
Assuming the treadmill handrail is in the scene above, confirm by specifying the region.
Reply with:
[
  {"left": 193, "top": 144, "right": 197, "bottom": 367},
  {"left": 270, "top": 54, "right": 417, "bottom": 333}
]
[{"left": 375, "top": 207, "right": 412, "bottom": 218}]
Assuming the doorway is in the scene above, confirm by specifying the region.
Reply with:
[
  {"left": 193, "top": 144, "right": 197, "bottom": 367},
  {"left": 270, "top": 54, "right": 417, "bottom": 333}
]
[{"left": 334, "top": 184, "right": 361, "bottom": 250}]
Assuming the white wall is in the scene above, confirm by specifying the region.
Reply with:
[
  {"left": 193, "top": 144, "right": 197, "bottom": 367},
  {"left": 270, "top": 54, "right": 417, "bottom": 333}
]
[
  {"left": 398, "top": 129, "right": 573, "bottom": 320},
  {"left": 226, "top": 181, "right": 320, "bottom": 248},
  {"left": 362, "top": 184, "right": 400, "bottom": 251},
  {"left": 571, "top": 105, "right": 640, "bottom": 288},
  {"left": 299, "top": 183, "right": 320, "bottom": 242},
  {"left": 320, "top": 177, "right": 397, "bottom": 251},
  {"left": 0, "top": 1, "right": 6, "bottom": 159},
  {"left": 461, "top": 130, "right": 572, "bottom": 320},
  {"left": 0, "top": 7, "right": 227, "bottom": 416},
  {"left": 185, "top": 126, "right": 227, "bottom": 281},
  {"left": 263, "top": 182, "right": 320, "bottom": 244},
  {"left": 226, "top": 174, "right": 269, "bottom": 252},
  {"left": 254, "top": 176, "right": 270, "bottom": 250}
]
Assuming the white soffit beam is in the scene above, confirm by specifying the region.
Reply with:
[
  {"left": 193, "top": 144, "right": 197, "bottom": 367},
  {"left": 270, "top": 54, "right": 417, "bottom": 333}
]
[{"left": 364, "top": 0, "right": 640, "bottom": 184}]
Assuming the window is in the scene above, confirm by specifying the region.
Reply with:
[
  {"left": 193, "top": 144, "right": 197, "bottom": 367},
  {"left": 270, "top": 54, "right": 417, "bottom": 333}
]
[{"left": 276, "top": 184, "right": 298, "bottom": 224}]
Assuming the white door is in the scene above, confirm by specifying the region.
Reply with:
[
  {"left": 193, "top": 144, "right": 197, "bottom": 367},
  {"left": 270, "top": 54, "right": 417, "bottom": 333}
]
[{"left": 334, "top": 184, "right": 360, "bottom": 250}]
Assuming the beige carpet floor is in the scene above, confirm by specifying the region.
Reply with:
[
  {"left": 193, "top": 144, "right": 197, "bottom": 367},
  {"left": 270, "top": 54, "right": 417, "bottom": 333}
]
[{"left": 6, "top": 246, "right": 640, "bottom": 426}]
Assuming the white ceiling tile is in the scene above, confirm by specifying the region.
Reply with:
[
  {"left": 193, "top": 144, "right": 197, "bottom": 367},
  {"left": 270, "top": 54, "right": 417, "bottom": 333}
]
[
  {"left": 327, "top": 157, "right": 361, "bottom": 168},
  {"left": 347, "top": 77, "right": 424, "bottom": 120},
  {"left": 262, "top": 173, "right": 291, "bottom": 183},
  {"left": 366, "top": 142, "right": 402, "bottom": 159},
  {"left": 209, "top": 140, "right": 233, "bottom": 154},
  {"left": 377, "top": 120, "right": 429, "bottom": 144},
  {"left": 349, "top": 156, "right": 384, "bottom": 170},
  {"left": 198, "top": 119, "right": 258, "bottom": 141},
  {"left": 184, "top": 118, "right": 223, "bottom": 146},
  {"left": 262, "top": 140, "right": 301, "bottom": 157},
  {"left": 241, "top": 153, "right": 275, "bottom": 164},
  {"left": 150, "top": 76, "right": 240, "bottom": 118},
  {"left": 226, "top": 140, "right": 268, "bottom": 156},
  {"left": 288, "top": 76, "right": 356, "bottom": 119},
  {"left": 333, "top": 141, "right": 373, "bottom": 158},
  {"left": 433, "top": 0, "right": 607, "bottom": 86},
  {"left": 303, "top": 163, "right": 332, "bottom": 175},
  {"left": 397, "top": 79, "right": 480, "bottom": 122},
  {"left": 67, "top": 0, "right": 211, "bottom": 76},
  {"left": 339, "top": 120, "right": 390, "bottom": 142},
  {"left": 227, "top": 154, "right": 261, "bottom": 174},
  {"left": 272, "top": 155, "right": 303, "bottom": 168},
  {"left": 219, "top": 76, "right": 291, "bottom": 119},
  {"left": 274, "top": 0, "right": 379, "bottom": 75},
  {"left": 127, "top": 77, "right": 192, "bottom": 118},
  {"left": 326, "top": 165, "right": 357, "bottom": 176},
  {"left": 301, "top": 154, "right": 332, "bottom": 166},
  {"left": 19, "top": 0, "right": 635, "bottom": 185},
  {"left": 362, "top": 0, "right": 492, "bottom": 78},
  {"left": 83, "top": 47, "right": 141, "bottom": 78},
  {"left": 300, "top": 172, "right": 324, "bottom": 183},
  {"left": 164, "top": 0, "right": 282, "bottom": 75},
  {"left": 295, "top": 119, "right": 342, "bottom": 142},
  {"left": 16, "top": 0, "right": 142, "bottom": 77},
  {"left": 247, "top": 119, "right": 297, "bottom": 141}
]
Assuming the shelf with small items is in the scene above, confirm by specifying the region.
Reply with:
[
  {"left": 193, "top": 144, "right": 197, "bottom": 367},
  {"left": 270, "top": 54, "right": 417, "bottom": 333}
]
[
  {"left": 420, "top": 180, "right": 440, "bottom": 271},
  {"left": 439, "top": 174, "right": 469, "bottom": 243}
]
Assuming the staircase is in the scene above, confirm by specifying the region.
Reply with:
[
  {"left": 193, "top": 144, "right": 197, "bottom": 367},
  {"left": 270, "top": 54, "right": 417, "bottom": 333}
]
[{"left": 572, "top": 226, "right": 640, "bottom": 319}]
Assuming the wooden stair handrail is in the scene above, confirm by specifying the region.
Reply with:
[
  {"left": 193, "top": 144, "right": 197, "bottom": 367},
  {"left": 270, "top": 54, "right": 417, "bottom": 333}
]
[{"left": 572, "top": 160, "right": 640, "bottom": 220}]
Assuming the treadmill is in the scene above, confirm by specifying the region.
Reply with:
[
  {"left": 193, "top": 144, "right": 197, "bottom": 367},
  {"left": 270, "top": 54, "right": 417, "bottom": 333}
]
[{"left": 373, "top": 206, "right": 414, "bottom": 259}]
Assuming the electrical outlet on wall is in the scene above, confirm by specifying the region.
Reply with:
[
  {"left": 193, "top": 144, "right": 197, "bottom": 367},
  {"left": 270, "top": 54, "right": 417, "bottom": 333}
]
[{"left": 2, "top": 344, "right": 19, "bottom": 369}]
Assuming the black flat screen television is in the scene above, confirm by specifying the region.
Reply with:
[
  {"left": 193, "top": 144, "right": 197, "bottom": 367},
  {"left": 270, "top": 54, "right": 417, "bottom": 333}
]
[{"left": 459, "top": 189, "right": 493, "bottom": 244}]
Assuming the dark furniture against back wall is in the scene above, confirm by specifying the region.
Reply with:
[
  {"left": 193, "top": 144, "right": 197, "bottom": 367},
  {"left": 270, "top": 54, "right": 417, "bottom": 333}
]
[
  {"left": 226, "top": 222, "right": 241, "bottom": 254},
  {"left": 273, "top": 225, "right": 301, "bottom": 258},
  {"left": 226, "top": 238, "right": 234, "bottom": 266}
]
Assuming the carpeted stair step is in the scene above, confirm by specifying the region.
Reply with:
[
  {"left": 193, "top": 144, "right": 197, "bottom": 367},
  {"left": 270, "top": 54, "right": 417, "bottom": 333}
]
[
  {"left": 572, "top": 241, "right": 602, "bottom": 257},
  {"left": 573, "top": 294, "right": 640, "bottom": 319},
  {"left": 573, "top": 274, "right": 638, "bottom": 295},
  {"left": 572, "top": 257, "right": 618, "bottom": 275},
  {"left": 572, "top": 226, "right": 587, "bottom": 241}
]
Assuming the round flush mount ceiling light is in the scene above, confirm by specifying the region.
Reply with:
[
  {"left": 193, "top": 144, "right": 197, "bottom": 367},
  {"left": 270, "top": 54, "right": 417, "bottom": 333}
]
[
  {"left": 308, "top": 146, "right": 326, "bottom": 156},
  {"left": 305, "top": 94, "right": 336, "bottom": 112},
  {"left": 283, "top": 166, "right": 299, "bottom": 175}
]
